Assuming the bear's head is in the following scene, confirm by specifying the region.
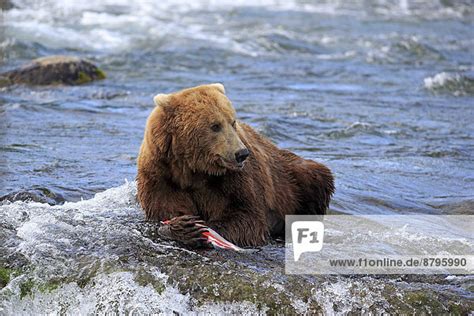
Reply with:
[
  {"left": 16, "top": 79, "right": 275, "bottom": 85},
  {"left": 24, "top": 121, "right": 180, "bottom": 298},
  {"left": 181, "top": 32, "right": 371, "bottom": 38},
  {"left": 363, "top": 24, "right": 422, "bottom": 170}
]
[{"left": 145, "top": 83, "right": 249, "bottom": 184}]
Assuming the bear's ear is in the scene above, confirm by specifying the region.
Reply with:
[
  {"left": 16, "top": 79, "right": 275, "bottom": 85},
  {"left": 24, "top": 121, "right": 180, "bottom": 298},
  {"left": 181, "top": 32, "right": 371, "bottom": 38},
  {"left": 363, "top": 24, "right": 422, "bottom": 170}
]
[
  {"left": 153, "top": 93, "right": 170, "bottom": 107},
  {"left": 208, "top": 83, "right": 226, "bottom": 94},
  {"left": 147, "top": 105, "right": 172, "bottom": 156}
]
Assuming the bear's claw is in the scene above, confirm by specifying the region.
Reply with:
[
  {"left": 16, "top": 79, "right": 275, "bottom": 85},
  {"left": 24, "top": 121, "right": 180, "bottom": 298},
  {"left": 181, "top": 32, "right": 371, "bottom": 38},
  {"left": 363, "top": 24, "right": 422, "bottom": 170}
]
[{"left": 158, "top": 215, "right": 210, "bottom": 247}]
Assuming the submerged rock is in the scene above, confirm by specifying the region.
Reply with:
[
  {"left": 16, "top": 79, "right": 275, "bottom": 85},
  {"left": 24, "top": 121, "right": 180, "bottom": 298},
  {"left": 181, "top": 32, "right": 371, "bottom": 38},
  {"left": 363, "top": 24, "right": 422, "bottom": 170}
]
[
  {"left": 2, "top": 240, "right": 472, "bottom": 314},
  {"left": 0, "top": 183, "right": 472, "bottom": 314},
  {"left": 0, "top": 187, "right": 65, "bottom": 205},
  {"left": 0, "top": 55, "right": 106, "bottom": 86}
]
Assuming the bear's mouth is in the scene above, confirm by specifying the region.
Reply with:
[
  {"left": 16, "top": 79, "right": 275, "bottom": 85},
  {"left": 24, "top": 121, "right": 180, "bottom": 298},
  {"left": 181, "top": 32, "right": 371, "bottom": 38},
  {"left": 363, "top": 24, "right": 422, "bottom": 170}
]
[{"left": 217, "top": 157, "right": 246, "bottom": 171}]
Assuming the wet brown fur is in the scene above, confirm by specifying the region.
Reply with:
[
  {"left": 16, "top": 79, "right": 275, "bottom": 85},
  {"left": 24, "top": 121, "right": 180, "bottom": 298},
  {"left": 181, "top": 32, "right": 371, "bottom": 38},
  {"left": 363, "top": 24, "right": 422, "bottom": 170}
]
[{"left": 137, "top": 84, "right": 334, "bottom": 247}]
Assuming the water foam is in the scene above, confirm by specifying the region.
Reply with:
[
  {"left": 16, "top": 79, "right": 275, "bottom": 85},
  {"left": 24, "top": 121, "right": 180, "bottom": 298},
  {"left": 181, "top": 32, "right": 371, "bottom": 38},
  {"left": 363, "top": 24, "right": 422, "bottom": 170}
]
[
  {"left": 313, "top": 278, "right": 389, "bottom": 314},
  {"left": 1, "top": 272, "right": 192, "bottom": 315},
  {"left": 424, "top": 72, "right": 474, "bottom": 96}
]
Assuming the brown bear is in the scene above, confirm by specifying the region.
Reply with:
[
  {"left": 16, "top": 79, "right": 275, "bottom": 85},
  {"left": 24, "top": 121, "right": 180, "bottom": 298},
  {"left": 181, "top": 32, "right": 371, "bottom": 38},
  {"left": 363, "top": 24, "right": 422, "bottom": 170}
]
[{"left": 137, "top": 83, "right": 334, "bottom": 247}]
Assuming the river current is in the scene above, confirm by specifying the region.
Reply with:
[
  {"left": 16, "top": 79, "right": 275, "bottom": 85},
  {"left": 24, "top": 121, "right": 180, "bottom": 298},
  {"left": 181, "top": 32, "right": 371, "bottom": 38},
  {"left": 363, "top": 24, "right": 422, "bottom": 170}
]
[{"left": 0, "top": 0, "right": 473, "bottom": 313}]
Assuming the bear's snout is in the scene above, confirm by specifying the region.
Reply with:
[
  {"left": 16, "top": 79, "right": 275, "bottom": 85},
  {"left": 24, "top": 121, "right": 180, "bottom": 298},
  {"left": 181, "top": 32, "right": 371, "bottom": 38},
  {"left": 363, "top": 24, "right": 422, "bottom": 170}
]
[{"left": 235, "top": 148, "right": 250, "bottom": 164}]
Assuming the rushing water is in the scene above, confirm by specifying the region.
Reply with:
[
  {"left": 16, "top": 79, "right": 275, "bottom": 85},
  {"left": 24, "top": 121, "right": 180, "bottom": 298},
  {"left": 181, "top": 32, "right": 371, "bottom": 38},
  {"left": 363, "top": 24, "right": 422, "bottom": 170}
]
[{"left": 1, "top": 0, "right": 473, "bottom": 314}]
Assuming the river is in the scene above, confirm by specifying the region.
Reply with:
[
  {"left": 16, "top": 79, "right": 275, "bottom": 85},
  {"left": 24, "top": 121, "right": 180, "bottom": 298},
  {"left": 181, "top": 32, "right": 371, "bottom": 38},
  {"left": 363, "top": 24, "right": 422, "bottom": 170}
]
[{"left": 0, "top": 0, "right": 473, "bottom": 313}]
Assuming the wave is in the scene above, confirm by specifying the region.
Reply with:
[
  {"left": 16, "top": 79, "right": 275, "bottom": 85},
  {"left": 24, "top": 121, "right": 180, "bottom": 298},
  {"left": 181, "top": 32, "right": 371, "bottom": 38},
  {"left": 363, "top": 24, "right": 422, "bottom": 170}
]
[
  {"left": 325, "top": 122, "right": 380, "bottom": 139},
  {"left": 366, "top": 37, "right": 444, "bottom": 65},
  {"left": 424, "top": 72, "right": 474, "bottom": 96},
  {"left": 3, "top": 0, "right": 472, "bottom": 55}
]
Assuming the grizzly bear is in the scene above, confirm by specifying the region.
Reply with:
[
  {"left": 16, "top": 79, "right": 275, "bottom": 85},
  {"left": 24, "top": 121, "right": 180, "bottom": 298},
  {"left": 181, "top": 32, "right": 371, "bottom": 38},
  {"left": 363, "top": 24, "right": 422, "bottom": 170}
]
[{"left": 137, "top": 83, "right": 334, "bottom": 247}]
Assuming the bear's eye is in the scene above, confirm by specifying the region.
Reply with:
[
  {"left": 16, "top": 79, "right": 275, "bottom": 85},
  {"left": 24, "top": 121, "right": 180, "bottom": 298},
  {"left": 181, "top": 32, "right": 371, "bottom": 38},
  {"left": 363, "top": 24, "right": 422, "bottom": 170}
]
[
  {"left": 211, "top": 123, "right": 222, "bottom": 132},
  {"left": 231, "top": 120, "right": 236, "bottom": 128}
]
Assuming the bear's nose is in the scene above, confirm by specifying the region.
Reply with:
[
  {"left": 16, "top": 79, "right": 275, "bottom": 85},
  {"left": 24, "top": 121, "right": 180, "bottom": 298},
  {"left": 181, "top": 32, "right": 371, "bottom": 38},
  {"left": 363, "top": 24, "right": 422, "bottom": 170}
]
[{"left": 235, "top": 148, "right": 250, "bottom": 163}]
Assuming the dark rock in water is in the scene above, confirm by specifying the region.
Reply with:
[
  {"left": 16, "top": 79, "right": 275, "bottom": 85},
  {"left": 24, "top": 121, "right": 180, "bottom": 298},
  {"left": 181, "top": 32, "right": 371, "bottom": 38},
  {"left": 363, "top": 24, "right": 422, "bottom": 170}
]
[
  {"left": 0, "top": 55, "right": 106, "bottom": 86},
  {"left": 0, "top": 75, "right": 11, "bottom": 86},
  {"left": 0, "top": 187, "right": 65, "bottom": 205},
  {"left": 0, "top": 0, "right": 14, "bottom": 10},
  {"left": 431, "top": 199, "right": 474, "bottom": 215}
]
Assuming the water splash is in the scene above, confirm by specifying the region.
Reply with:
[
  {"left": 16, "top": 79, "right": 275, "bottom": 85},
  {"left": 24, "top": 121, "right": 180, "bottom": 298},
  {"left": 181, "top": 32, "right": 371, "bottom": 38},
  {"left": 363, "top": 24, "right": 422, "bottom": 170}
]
[{"left": 424, "top": 72, "right": 474, "bottom": 96}]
